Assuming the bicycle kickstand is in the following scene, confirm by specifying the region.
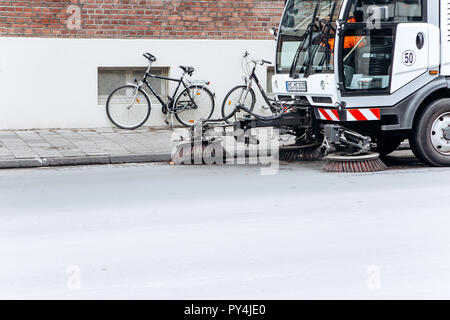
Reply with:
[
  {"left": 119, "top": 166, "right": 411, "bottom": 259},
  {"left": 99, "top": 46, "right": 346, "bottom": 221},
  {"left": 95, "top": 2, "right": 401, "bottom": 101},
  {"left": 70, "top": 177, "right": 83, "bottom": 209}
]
[
  {"left": 170, "top": 113, "right": 174, "bottom": 130},
  {"left": 164, "top": 112, "right": 174, "bottom": 130}
]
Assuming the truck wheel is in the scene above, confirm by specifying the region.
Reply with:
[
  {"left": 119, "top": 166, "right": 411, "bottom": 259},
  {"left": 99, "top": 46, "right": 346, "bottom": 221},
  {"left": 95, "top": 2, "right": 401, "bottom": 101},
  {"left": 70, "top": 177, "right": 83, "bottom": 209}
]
[
  {"left": 412, "top": 98, "right": 450, "bottom": 166},
  {"left": 376, "top": 135, "right": 404, "bottom": 156},
  {"left": 409, "top": 135, "right": 428, "bottom": 164}
]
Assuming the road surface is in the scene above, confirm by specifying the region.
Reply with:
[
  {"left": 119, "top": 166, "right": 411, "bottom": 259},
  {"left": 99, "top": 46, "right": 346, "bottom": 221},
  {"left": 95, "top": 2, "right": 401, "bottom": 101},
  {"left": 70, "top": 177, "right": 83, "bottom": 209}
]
[{"left": 1, "top": 160, "right": 450, "bottom": 299}]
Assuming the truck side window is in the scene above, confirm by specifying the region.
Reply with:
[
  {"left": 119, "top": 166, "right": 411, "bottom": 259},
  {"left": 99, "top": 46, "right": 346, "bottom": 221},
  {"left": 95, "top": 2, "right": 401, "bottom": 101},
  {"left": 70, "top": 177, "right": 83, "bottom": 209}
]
[
  {"left": 342, "top": 28, "right": 394, "bottom": 92},
  {"left": 348, "top": 0, "right": 423, "bottom": 24}
]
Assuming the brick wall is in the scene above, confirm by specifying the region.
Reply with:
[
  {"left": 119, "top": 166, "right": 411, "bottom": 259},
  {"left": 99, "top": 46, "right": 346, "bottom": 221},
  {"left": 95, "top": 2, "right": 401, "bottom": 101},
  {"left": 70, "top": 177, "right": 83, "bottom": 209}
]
[{"left": 0, "top": 0, "right": 285, "bottom": 39}]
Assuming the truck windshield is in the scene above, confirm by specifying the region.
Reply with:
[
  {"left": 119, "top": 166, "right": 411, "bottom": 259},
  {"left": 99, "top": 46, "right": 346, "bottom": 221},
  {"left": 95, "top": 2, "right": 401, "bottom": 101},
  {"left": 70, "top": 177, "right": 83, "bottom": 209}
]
[{"left": 277, "top": 0, "right": 343, "bottom": 74}]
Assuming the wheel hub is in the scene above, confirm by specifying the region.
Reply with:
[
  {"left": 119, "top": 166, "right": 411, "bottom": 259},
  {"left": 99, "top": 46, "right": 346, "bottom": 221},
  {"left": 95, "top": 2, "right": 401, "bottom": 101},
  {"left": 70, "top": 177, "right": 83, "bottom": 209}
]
[
  {"left": 444, "top": 127, "right": 450, "bottom": 141},
  {"left": 431, "top": 112, "right": 450, "bottom": 155}
]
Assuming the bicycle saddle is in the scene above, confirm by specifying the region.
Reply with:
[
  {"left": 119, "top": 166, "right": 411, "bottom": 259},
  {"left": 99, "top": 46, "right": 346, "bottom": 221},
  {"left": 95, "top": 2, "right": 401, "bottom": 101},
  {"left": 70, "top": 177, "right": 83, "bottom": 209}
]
[
  {"left": 143, "top": 53, "right": 157, "bottom": 62},
  {"left": 179, "top": 65, "right": 195, "bottom": 76}
]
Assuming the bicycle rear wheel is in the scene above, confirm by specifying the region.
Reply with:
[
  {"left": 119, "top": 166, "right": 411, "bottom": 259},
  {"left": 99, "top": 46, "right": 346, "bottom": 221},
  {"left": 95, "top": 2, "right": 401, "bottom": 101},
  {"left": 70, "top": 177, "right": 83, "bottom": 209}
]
[
  {"left": 174, "top": 86, "right": 215, "bottom": 127},
  {"left": 221, "top": 85, "right": 256, "bottom": 124},
  {"left": 106, "top": 85, "right": 151, "bottom": 130}
]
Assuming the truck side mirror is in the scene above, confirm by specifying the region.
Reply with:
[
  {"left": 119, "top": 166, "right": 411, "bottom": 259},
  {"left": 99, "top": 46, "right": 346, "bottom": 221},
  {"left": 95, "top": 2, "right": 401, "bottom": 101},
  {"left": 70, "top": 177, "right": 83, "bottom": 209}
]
[{"left": 270, "top": 27, "right": 278, "bottom": 38}]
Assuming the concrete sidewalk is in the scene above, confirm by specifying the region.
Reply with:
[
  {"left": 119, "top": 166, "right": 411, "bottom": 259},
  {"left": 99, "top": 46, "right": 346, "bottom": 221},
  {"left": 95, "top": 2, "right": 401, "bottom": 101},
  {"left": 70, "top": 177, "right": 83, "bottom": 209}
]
[{"left": 0, "top": 127, "right": 174, "bottom": 169}]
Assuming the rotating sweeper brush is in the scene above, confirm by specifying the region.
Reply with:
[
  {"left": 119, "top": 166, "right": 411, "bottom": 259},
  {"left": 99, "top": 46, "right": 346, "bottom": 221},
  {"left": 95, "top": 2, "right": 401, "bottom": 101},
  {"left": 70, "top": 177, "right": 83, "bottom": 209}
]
[
  {"left": 324, "top": 152, "right": 387, "bottom": 173},
  {"left": 322, "top": 124, "right": 387, "bottom": 173},
  {"left": 279, "top": 143, "right": 323, "bottom": 162}
]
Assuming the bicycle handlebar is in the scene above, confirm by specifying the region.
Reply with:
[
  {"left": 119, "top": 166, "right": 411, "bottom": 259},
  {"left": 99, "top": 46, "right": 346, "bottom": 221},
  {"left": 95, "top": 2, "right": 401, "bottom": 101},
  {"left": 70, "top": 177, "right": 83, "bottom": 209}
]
[
  {"left": 243, "top": 52, "right": 272, "bottom": 66},
  {"left": 251, "top": 59, "right": 272, "bottom": 66}
]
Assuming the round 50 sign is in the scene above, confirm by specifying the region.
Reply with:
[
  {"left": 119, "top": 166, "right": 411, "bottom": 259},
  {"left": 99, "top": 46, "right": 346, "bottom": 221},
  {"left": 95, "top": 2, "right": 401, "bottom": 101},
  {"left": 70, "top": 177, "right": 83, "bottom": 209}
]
[{"left": 402, "top": 50, "right": 416, "bottom": 66}]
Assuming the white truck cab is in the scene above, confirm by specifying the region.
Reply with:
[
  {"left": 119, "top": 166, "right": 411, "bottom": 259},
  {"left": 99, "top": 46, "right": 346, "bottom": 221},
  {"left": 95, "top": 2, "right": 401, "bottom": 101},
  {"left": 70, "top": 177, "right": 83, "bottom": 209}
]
[{"left": 271, "top": 0, "right": 450, "bottom": 166}]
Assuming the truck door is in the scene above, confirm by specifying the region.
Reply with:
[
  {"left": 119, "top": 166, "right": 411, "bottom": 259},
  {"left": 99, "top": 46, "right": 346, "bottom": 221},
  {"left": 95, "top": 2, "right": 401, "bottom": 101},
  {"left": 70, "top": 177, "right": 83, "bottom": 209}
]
[
  {"left": 337, "top": 0, "right": 427, "bottom": 96},
  {"left": 390, "top": 23, "right": 430, "bottom": 93}
]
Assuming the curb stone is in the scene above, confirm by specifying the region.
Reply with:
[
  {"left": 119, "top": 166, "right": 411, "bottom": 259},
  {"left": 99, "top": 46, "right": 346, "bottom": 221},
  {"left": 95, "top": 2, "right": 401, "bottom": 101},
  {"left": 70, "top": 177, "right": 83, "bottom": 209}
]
[
  {"left": 41, "top": 155, "right": 111, "bottom": 167},
  {"left": 0, "top": 153, "right": 172, "bottom": 169},
  {"left": 0, "top": 158, "right": 42, "bottom": 169},
  {"left": 110, "top": 153, "right": 171, "bottom": 164}
]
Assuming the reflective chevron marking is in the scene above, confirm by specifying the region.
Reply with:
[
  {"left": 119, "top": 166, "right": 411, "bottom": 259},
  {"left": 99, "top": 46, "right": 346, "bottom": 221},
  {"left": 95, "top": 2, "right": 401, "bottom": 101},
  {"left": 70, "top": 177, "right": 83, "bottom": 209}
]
[
  {"left": 347, "top": 108, "right": 381, "bottom": 121},
  {"left": 318, "top": 108, "right": 340, "bottom": 121},
  {"left": 316, "top": 108, "right": 381, "bottom": 121}
]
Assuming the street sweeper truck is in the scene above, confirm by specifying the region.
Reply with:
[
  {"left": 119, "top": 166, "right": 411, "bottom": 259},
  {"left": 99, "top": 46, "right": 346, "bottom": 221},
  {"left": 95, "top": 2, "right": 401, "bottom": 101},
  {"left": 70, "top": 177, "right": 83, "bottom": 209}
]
[
  {"left": 270, "top": 0, "right": 450, "bottom": 169},
  {"left": 177, "top": 0, "right": 450, "bottom": 171}
]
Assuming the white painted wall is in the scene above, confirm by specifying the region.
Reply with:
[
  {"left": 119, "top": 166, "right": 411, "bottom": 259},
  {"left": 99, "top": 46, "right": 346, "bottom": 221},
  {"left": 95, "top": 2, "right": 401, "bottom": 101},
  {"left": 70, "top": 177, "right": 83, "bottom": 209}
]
[{"left": 0, "top": 37, "right": 275, "bottom": 130}]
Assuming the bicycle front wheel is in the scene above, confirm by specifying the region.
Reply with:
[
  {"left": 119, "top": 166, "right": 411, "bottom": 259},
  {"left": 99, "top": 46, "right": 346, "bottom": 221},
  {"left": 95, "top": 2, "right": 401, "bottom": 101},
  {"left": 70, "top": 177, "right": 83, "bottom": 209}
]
[
  {"left": 174, "top": 86, "right": 215, "bottom": 127},
  {"left": 106, "top": 85, "right": 151, "bottom": 130},
  {"left": 221, "top": 85, "right": 256, "bottom": 124}
]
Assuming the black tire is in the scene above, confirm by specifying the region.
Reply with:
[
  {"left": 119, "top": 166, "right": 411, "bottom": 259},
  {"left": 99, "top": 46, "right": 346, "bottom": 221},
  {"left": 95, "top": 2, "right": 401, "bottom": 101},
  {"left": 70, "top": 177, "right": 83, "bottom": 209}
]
[
  {"left": 412, "top": 98, "right": 450, "bottom": 166},
  {"left": 409, "top": 134, "right": 428, "bottom": 163},
  {"left": 106, "top": 85, "right": 151, "bottom": 130},
  {"left": 376, "top": 135, "right": 404, "bottom": 156},
  {"left": 221, "top": 85, "right": 256, "bottom": 124},
  {"left": 174, "top": 85, "right": 215, "bottom": 127}
]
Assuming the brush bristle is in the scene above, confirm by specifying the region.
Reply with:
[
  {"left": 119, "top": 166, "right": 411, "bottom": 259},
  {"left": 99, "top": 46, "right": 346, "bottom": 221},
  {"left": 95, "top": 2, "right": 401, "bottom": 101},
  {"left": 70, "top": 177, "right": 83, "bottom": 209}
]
[
  {"left": 324, "top": 157, "right": 387, "bottom": 173},
  {"left": 279, "top": 146, "right": 323, "bottom": 162}
]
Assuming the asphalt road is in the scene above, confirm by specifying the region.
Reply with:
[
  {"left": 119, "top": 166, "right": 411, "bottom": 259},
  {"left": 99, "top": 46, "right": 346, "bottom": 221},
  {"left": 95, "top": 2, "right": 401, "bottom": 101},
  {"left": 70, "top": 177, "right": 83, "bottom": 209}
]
[{"left": 1, "top": 156, "right": 450, "bottom": 299}]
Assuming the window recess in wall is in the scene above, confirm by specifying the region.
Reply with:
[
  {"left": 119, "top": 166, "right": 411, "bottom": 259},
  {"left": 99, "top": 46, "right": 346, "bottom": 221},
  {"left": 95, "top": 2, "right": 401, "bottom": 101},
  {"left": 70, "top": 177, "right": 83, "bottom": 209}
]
[
  {"left": 98, "top": 67, "right": 169, "bottom": 106},
  {"left": 266, "top": 66, "right": 275, "bottom": 98}
]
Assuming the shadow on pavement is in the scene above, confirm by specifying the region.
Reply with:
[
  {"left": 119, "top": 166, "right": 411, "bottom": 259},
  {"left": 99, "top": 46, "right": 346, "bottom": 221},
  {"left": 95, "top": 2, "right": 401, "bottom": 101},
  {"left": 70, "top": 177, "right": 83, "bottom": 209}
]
[{"left": 382, "top": 150, "right": 427, "bottom": 170}]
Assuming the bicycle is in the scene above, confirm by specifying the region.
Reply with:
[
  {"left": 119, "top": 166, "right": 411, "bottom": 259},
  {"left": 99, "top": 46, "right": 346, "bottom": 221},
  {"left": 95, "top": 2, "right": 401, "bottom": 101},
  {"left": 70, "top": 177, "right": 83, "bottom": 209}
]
[
  {"left": 106, "top": 53, "right": 215, "bottom": 130},
  {"left": 221, "top": 51, "right": 286, "bottom": 124}
]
